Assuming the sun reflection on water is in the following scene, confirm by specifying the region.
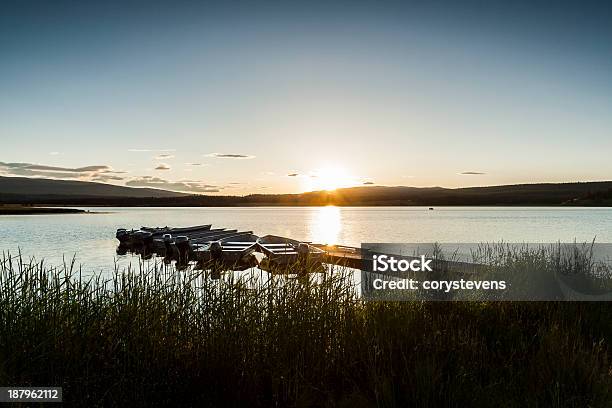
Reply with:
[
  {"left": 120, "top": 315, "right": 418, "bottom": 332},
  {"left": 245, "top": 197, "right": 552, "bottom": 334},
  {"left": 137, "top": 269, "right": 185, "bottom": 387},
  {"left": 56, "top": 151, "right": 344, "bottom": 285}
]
[{"left": 309, "top": 206, "right": 341, "bottom": 245}]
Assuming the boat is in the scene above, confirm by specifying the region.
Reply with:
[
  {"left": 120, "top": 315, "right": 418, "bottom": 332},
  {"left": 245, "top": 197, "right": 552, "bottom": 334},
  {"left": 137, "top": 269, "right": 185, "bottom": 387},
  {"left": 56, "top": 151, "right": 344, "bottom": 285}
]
[
  {"left": 166, "top": 229, "right": 242, "bottom": 259},
  {"left": 116, "top": 229, "right": 153, "bottom": 246},
  {"left": 217, "top": 233, "right": 260, "bottom": 262},
  {"left": 151, "top": 228, "right": 227, "bottom": 252},
  {"left": 191, "top": 231, "right": 255, "bottom": 262},
  {"left": 188, "top": 230, "right": 245, "bottom": 248},
  {"left": 141, "top": 224, "right": 211, "bottom": 235},
  {"left": 257, "top": 235, "right": 325, "bottom": 265},
  {"left": 116, "top": 228, "right": 132, "bottom": 243},
  {"left": 117, "top": 224, "right": 212, "bottom": 245}
]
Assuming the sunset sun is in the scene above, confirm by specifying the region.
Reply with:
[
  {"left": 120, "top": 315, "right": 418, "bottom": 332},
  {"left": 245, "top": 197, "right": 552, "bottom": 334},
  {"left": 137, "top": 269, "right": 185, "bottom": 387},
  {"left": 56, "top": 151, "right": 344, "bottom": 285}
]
[{"left": 307, "top": 166, "right": 357, "bottom": 191}]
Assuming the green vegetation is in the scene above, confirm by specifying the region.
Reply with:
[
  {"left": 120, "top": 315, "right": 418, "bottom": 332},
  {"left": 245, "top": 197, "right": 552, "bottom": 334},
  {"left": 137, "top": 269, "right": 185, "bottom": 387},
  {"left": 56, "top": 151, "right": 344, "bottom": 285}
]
[{"left": 1, "top": 252, "right": 612, "bottom": 406}]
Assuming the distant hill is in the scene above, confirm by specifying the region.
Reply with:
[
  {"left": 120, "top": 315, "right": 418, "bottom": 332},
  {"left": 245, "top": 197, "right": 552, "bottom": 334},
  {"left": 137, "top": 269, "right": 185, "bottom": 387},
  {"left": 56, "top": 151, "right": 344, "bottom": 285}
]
[
  {"left": 304, "top": 182, "right": 612, "bottom": 206},
  {"left": 0, "top": 176, "right": 185, "bottom": 199},
  {"left": 242, "top": 182, "right": 612, "bottom": 206},
  {"left": 2, "top": 177, "right": 612, "bottom": 206}
]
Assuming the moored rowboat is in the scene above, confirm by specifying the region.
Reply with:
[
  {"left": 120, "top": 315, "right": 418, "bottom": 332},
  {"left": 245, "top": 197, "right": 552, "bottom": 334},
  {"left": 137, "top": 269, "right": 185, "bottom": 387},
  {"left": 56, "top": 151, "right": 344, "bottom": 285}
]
[
  {"left": 217, "top": 233, "right": 259, "bottom": 262},
  {"left": 257, "top": 235, "right": 324, "bottom": 264},
  {"left": 192, "top": 231, "right": 255, "bottom": 262},
  {"left": 140, "top": 224, "right": 211, "bottom": 234},
  {"left": 117, "top": 224, "right": 212, "bottom": 245}
]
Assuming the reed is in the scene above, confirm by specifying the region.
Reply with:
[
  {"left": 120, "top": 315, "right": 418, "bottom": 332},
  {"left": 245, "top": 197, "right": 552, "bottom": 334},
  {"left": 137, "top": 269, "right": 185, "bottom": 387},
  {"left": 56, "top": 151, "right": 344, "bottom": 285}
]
[{"left": 1, "top": 250, "right": 612, "bottom": 407}]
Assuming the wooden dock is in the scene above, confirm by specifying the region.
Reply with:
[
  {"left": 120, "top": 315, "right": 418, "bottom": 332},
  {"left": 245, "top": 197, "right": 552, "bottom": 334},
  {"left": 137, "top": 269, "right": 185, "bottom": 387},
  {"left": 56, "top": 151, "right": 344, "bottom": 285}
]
[{"left": 310, "top": 244, "right": 373, "bottom": 269}]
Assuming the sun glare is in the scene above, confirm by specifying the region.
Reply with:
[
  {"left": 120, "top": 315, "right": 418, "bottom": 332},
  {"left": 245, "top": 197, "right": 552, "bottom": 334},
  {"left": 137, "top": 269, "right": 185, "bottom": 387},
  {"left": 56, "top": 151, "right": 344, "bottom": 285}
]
[
  {"left": 306, "top": 166, "right": 356, "bottom": 191},
  {"left": 309, "top": 205, "right": 341, "bottom": 245}
]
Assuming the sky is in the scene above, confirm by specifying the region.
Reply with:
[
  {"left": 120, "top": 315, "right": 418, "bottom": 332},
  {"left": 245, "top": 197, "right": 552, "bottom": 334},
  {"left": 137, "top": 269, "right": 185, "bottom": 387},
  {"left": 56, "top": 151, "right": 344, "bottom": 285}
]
[{"left": 1, "top": 0, "right": 611, "bottom": 195}]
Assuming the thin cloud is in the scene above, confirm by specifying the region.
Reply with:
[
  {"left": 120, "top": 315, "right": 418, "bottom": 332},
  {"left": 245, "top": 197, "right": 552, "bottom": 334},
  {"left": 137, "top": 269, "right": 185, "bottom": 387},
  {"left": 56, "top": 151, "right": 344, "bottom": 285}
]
[
  {"left": 205, "top": 153, "right": 255, "bottom": 159},
  {"left": 128, "top": 148, "right": 176, "bottom": 152},
  {"left": 126, "top": 176, "right": 220, "bottom": 193},
  {"left": 0, "top": 161, "right": 124, "bottom": 181},
  {"left": 459, "top": 171, "right": 486, "bottom": 175},
  {"left": 92, "top": 175, "right": 125, "bottom": 182},
  {"left": 155, "top": 163, "right": 171, "bottom": 170},
  {"left": 26, "top": 164, "right": 109, "bottom": 172},
  {"left": 287, "top": 173, "right": 299, "bottom": 177},
  {"left": 363, "top": 181, "right": 375, "bottom": 185},
  {"left": 154, "top": 154, "right": 175, "bottom": 160},
  {"left": 49, "top": 151, "right": 61, "bottom": 155}
]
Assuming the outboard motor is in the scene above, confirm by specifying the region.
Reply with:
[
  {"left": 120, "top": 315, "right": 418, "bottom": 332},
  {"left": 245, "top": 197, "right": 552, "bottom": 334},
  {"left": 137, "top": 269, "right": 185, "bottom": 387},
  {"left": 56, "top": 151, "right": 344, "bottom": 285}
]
[
  {"left": 116, "top": 228, "right": 128, "bottom": 243},
  {"left": 132, "top": 230, "right": 147, "bottom": 244},
  {"left": 163, "top": 234, "right": 173, "bottom": 257},
  {"left": 297, "top": 242, "right": 310, "bottom": 262},
  {"left": 141, "top": 231, "right": 153, "bottom": 245},
  {"left": 175, "top": 236, "right": 191, "bottom": 265},
  {"left": 209, "top": 241, "right": 223, "bottom": 261}
]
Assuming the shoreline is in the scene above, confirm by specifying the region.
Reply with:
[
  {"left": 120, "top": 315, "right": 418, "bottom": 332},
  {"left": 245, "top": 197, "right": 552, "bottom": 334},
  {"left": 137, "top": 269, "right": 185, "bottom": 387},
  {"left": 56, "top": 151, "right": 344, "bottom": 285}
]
[{"left": 0, "top": 206, "right": 86, "bottom": 215}]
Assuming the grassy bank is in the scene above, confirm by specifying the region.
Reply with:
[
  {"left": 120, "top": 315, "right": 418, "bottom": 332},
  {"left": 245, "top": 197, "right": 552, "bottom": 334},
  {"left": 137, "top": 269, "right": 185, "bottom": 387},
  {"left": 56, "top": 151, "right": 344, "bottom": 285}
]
[{"left": 1, "top": 254, "right": 612, "bottom": 407}]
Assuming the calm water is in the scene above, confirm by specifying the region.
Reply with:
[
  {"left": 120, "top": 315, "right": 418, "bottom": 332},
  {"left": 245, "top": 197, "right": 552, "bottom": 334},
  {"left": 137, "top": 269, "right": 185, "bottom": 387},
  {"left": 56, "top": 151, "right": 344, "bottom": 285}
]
[{"left": 1, "top": 206, "right": 611, "bottom": 272}]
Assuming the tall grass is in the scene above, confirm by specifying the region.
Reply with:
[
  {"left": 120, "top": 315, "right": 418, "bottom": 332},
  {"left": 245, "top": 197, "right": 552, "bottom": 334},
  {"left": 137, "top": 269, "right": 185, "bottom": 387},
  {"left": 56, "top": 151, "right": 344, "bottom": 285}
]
[{"left": 1, "top": 251, "right": 612, "bottom": 407}]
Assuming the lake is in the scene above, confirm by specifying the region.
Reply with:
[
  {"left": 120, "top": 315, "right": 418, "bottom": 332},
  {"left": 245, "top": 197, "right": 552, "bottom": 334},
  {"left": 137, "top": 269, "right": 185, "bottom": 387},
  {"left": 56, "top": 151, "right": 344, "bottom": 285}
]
[{"left": 1, "top": 206, "right": 611, "bottom": 273}]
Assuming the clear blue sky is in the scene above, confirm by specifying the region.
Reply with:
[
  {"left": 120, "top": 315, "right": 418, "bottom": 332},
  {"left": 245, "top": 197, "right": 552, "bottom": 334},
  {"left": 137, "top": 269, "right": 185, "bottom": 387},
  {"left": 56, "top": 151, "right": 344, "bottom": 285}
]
[{"left": 1, "top": 0, "right": 611, "bottom": 194}]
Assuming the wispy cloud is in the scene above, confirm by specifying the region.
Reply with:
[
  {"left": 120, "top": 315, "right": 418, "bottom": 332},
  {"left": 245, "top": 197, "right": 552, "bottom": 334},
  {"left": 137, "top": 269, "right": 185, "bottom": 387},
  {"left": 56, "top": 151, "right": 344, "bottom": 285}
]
[
  {"left": 0, "top": 161, "right": 125, "bottom": 181},
  {"left": 154, "top": 154, "right": 175, "bottom": 160},
  {"left": 459, "top": 171, "right": 486, "bottom": 175},
  {"left": 128, "top": 148, "right": 176, "bottom": 152},
  {"left": 363, "top": 181, "right": 375, "bottom": 185},
  {"left": 222, "top": 182, "right": 245, "bottom": 189},
  {"left": 155, "top": 163, "right": 171, "bottom": 170},
  {"left": 205, "top": 153, "right": 255, "bottom": 159},
  {"left": 49, "top": 151, "right": 61, "bottom": 155},
  {"left": 287, "top": 173, "right": 299, "bottom": 177},
  {"left": 92, "top": 175, "right": 125, "bottom": 182},
  {"left": 126, "top": 176, "right": 219, "bottom": 193}
]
